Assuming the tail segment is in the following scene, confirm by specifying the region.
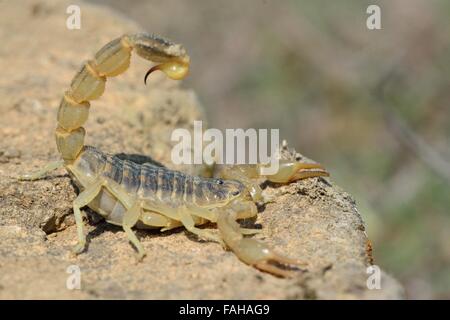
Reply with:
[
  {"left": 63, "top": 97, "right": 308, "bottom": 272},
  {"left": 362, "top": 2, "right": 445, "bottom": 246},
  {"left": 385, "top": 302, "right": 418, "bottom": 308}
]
[{"left": 55, "top": 33, "right": 190, "bottom": 161}]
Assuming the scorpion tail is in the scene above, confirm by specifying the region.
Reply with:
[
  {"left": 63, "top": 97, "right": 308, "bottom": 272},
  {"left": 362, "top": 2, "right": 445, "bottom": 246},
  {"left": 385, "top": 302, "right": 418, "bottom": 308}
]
[{"left": 55, "top": 33, "right": 190, "bottom": 162}]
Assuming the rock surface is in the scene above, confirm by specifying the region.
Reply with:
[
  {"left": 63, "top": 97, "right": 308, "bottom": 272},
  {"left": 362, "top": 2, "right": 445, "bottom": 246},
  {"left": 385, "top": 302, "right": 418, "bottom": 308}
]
[{"left": 0, "top": 0, "right": 404, "bottom": 299}]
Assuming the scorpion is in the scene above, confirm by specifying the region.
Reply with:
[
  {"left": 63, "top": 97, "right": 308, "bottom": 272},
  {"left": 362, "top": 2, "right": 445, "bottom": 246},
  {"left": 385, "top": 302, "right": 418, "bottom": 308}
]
[{"left": 20, "top": 33, "right": 329, "bottom": 277}]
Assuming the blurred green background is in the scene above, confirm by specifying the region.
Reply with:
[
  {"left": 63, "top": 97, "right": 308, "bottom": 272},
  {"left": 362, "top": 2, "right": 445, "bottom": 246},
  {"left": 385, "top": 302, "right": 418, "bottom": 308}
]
[{"left": 89, "top": 0, "right": 450, "bottom": 298}]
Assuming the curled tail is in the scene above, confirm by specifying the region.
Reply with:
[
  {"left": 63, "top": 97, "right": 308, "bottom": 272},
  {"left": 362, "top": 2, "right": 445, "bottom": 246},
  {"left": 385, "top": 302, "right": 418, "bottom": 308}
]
[{"left": 55, "top": 33, "right": 190, "bottom": 162}]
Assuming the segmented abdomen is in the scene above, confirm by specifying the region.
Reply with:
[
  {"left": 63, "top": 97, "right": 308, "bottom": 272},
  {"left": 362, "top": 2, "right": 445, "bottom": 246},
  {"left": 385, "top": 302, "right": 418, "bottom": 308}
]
[{"left": 78, "top": 146, "right": 201, "bottom": 207}]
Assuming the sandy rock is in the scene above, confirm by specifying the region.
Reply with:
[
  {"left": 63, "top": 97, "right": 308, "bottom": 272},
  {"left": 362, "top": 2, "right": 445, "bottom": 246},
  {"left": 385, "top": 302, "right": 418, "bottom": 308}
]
[{"left": 0, "top": 0, "right": 403, "bottom": 299}]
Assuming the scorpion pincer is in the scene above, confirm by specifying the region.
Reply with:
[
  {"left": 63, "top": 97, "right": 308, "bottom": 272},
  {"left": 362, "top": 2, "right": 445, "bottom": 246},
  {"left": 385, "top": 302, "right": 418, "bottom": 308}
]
[{"left": 19, "top": 33, "right": 329, "bottom": 277}]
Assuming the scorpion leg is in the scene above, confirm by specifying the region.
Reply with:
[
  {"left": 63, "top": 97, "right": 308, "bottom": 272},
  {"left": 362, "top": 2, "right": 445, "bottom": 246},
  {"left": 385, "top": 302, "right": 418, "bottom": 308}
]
[
  {"left": 122, "top": 202, "right": 146, "bottom": 261},
  {"left": 95, "top": 179, "right": 148, "bottom": 259},
  {"left": 140, "top": 211, "right": 182, "bottom": 232},
  {"left": 217, "top": 209, "right": 306, "bottom": 278},
  {"left": 72, "top": 179, "right": 104, "bottom": 254},
  {"left": 187, "top": 205, "right": 219, "bottom": 222},
  {"left": 189, "top": 205, "right": 261, "bottom": 237},
  {"left": 178, "top": 208, "right": 225, "bottom": 246},
  {"left": 18, "top": 160, "right": 64, "bottom": 181},
  {"left": 139, "top": 202, "right": 222, "bottom": 244},
  {"left": 73, "top": 177, "right": 139, "bottom": 255}
]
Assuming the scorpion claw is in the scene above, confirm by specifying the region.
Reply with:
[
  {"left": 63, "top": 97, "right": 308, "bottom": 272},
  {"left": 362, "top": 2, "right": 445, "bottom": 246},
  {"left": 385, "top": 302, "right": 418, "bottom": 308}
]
[
  {"left": 232, "top": 238, "right": 306, "bottom": 278},
  {"left": 254, "top": 261, "right": 299, "bottom": 278},
  {"left": 265, "top": 251, "right": 307, "bottom": 268},
  {"left": 264, "top": 161, "right": 329, "bottom": 184}
]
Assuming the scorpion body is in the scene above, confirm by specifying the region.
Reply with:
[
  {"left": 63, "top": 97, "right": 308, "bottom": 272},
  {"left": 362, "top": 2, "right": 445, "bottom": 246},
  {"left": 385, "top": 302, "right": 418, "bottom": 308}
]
[
  {"left": 70, "top": 145, "right": 245, "bottom": 231},
  {"left": 21, "top": 33, "right": 329, "bottom": 277}
]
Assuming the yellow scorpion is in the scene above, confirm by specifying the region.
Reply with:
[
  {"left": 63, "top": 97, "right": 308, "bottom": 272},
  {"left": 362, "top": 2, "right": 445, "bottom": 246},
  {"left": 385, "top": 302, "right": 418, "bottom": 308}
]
[{"left": 20, "top": 33, "right": 329, "bottom": 277}]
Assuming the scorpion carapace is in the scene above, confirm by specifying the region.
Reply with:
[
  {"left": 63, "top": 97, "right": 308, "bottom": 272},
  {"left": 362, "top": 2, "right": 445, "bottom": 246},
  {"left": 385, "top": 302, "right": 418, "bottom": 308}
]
[{"left": 20, "top": 33, "right": 330, "bottom": 277}]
